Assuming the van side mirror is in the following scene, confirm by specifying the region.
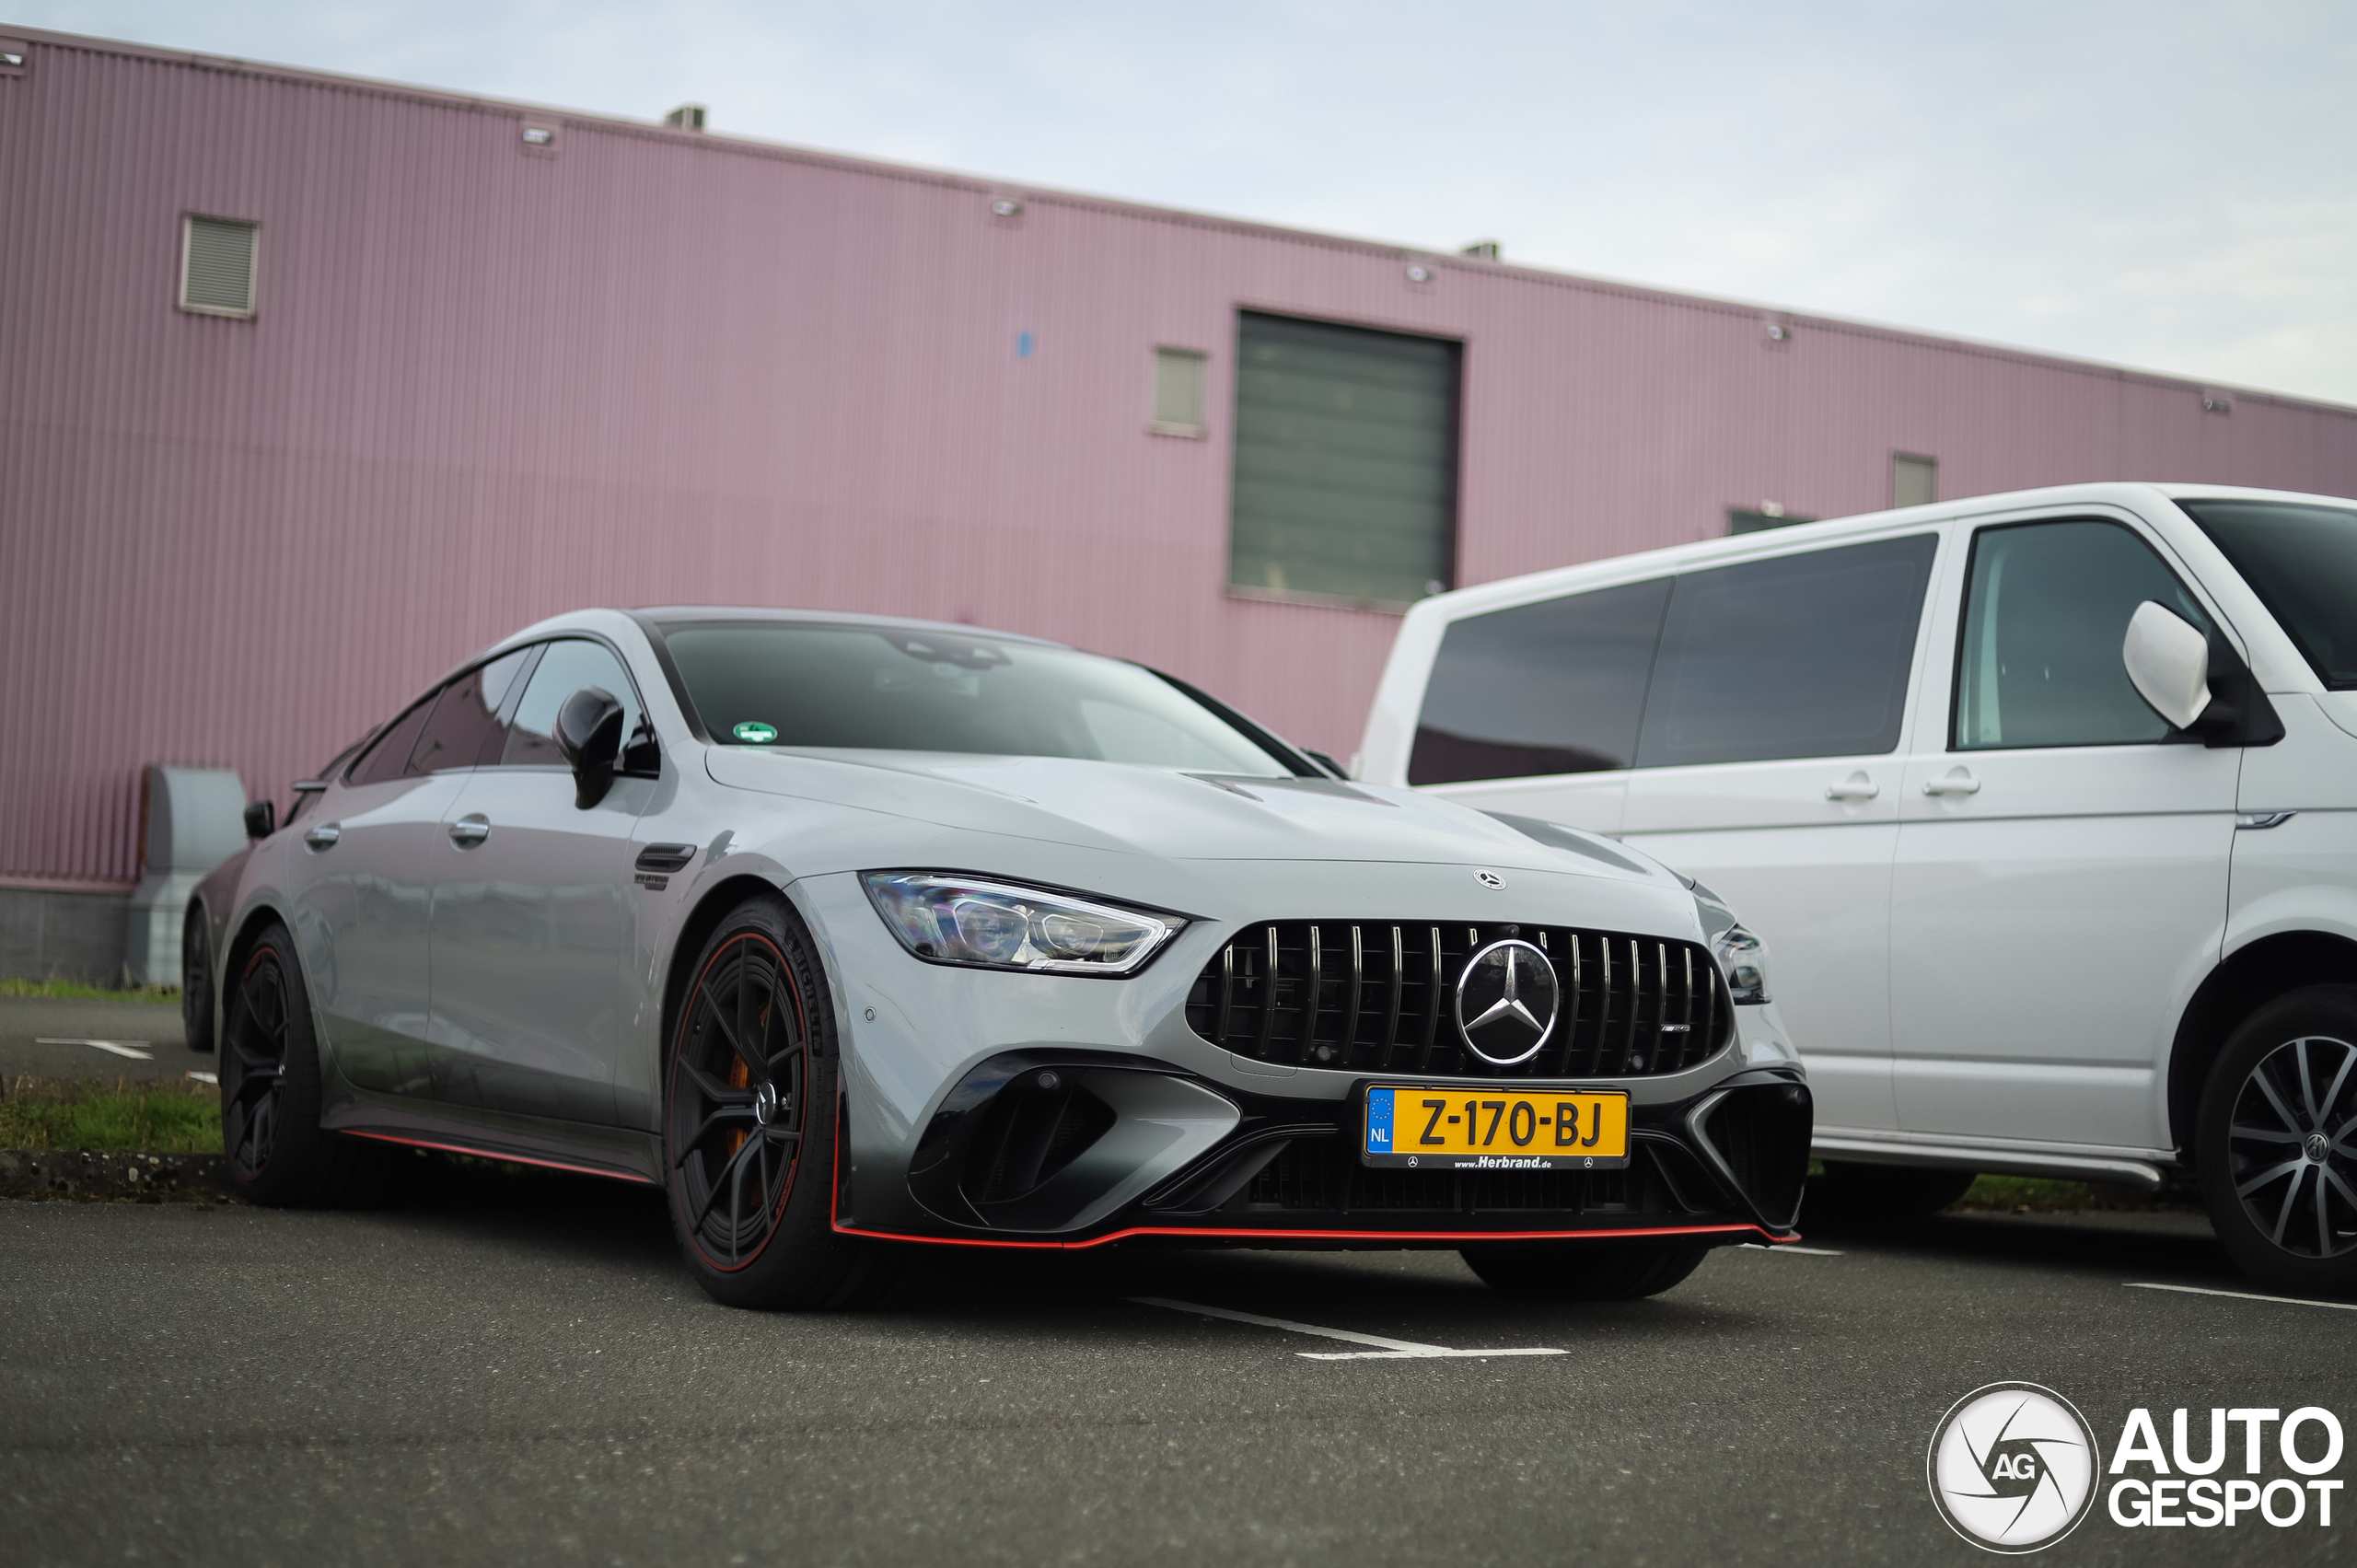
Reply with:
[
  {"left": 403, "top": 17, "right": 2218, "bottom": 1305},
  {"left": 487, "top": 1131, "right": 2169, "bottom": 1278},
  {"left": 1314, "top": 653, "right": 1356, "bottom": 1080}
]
[
  {"left": 554, "top": 686, "right": 625, "bottom": 808},
  {"left": 242, "top": 799, "right": 276, "bottom": 840},
  {"left": 2122, "top": 600, "right": 2212, "bottom": 731}
]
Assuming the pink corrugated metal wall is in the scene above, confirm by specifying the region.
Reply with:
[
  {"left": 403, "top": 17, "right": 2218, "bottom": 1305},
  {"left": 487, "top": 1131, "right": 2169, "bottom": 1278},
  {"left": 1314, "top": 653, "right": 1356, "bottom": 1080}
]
[{"left": 6, "top": 28, "right": 2357, "bottom": 887}]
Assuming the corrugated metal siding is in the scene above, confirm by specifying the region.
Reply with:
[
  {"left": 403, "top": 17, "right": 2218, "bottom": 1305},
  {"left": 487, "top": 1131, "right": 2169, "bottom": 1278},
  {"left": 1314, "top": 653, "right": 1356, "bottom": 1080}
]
[{"left": 5, "top": 29, "right": 2357, "bottom": 885}]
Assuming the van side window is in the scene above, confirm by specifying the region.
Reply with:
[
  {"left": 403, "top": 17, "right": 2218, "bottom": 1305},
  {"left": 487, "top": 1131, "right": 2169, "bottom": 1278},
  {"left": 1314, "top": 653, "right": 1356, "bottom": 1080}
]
[
  {"left": 1409, "top": 577, "right": 1672, "bottom": 784},
  {"left": 1954, "top": 520, "right": 2211, "bottom": 750},
  {"left": 1636, "top": 534, "right": 1936, "bottom": 769}
]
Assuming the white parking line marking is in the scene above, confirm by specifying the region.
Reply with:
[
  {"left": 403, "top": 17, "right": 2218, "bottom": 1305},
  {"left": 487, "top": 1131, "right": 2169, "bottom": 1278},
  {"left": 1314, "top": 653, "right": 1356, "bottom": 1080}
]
[
  {"left": 1129, "top": 1296, "right": 1566, "bottom": 1360},
  {"left": 184, "top": 1070, "right": 218, "bottom": 1085},
  {"left": 2126, "top": 1282, "right": 2357, "bottom": 1312},
  {"left": 1740, "top": 1243, "right": 1845, "bottom": 1256},
  {"left": 34, "top": 1039, "right": 153, "bottom": 1060}
]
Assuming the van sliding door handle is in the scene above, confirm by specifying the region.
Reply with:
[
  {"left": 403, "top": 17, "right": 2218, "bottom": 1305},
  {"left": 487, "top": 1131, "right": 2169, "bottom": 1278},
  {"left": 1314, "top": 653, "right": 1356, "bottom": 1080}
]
[
  {"left": 1826, "top": 772, "right": 1880, "bottom": 801},
  {"left": 1922, "top": 771, "right": 1982, "bottom": 796}
]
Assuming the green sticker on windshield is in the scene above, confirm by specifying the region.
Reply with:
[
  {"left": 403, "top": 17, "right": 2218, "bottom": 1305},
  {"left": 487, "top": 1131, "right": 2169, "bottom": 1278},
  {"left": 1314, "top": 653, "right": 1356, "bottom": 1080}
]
[{"left": 732, "top": 721, "right": 779, "bottom": 744}]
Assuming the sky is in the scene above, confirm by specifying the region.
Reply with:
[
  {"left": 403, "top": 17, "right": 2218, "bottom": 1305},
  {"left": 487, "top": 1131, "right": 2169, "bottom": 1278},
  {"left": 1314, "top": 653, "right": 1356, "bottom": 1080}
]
[{"left": 16, "top": 0, "right": 2357, "bottom": 404}]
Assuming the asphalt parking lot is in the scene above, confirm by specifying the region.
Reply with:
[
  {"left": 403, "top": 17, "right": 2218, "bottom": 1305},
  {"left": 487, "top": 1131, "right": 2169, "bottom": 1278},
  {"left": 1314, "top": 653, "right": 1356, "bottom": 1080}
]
[
  {"left": 4, "top": 1162, "right": 2349, "bottom": 1568},
  {"left": 0, "top": 995, "right": 209, "bottom": 1084}
]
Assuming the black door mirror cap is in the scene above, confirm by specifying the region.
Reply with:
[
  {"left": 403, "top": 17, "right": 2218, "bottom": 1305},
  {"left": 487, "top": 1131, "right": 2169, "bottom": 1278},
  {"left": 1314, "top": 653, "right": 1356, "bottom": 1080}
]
[
  {"left": 242, "top": 799, "right": 276, "bottom": 841},
  {"left": 555, "top": 686, "right": 626, "bottom": 808}
]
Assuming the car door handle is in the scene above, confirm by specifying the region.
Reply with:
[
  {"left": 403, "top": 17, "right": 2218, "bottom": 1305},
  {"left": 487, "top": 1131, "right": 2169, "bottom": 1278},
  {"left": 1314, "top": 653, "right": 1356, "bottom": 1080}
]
[
  {"left": 448, "top": 814, "right": 492, "bottom": 847},
  {"left": 302, "top": 823, "right": 342, "bottom": 851},
  {"left": 1922, "top": 770, "right": 1982, "bottom": 796},
  {"left": 1826, "top": 772, "right": 1880, "bottom": 801}
]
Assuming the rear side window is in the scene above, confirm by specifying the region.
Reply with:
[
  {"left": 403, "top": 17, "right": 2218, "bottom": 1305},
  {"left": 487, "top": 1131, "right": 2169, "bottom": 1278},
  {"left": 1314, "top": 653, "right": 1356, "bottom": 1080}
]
[
  {"left": 2177, "top": 498, "right": 2357, "bottom": 688},
  {"left": 1954, "top": 520, "right": 2209, "bottom": 750},
  {"left": 345, "top": 694, "right": 438, "bottom": 786},
  {"left": 1409, "top": 578, "right": 1671, "bottom": 784},
  {"left": 1636, "top": 534, "right": 1936, "bottom": 768},
  {"left": 503, "top": 640, "right": 644, "bottom": 767},
  {"left": 407, "top": 647, "right": 535, "bottom": 773}
]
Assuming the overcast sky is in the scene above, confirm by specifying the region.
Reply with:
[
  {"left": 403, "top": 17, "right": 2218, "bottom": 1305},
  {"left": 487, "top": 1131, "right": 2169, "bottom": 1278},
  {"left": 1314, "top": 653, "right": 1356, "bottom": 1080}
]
[{"left": 19, "top": 1, "right": 2357, "bottom": 404}]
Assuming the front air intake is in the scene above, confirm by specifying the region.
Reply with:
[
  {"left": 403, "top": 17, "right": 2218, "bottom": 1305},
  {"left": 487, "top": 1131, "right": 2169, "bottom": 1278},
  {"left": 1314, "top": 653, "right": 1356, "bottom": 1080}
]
[{"left": 1184, "top": 921, "right": 1728, "bottom": 1079}]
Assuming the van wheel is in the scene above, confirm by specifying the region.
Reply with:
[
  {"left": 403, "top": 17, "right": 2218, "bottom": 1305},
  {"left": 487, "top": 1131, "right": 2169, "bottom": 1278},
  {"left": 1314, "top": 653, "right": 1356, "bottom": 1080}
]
[
  {"left": 662, "top": 894, "right": 900, "bottom": 1309},
  {"left": 2198, "top": 987, "right": 2357, "bottom": 1296},
  {"left": 1459, "top": 1239, "right": 1711, "bottom": 1299},
  {"left": 1803, "top": 1161, "right": 1975, "bottom": 1225}
]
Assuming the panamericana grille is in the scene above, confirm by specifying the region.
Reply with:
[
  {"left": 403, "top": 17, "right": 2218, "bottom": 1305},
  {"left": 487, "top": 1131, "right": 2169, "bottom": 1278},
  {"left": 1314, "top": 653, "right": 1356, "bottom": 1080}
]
[{"left": 1183, "top": 922, "right": 1728, "bottom": 1078}]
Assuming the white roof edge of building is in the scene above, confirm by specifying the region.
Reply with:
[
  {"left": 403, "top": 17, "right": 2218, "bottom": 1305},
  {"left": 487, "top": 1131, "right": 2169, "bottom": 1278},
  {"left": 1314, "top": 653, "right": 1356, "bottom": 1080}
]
[{"left": 13, "top": 24, "right": 2355, "bottom": 416}]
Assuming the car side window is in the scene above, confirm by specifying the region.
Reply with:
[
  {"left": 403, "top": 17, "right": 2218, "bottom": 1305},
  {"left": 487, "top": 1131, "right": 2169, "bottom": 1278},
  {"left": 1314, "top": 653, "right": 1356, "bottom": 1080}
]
[
  {"left": 407, "top": 647, "right": 537, "bottom": 773},
  {"left": 1954, "top": 519, "right": 2212, "bottom": 750},
  {"left": 1409, "top": 577, "right": 1673, "bottom": 784},
  {"left": 345, "top": 691, "right": 441, "bottom": 786},
  {"left": 503, "top": 639, "right": 645, "bottom": 767},
  {"left": 1635, "top": 533, "right": 1937, "bottom": 769}
]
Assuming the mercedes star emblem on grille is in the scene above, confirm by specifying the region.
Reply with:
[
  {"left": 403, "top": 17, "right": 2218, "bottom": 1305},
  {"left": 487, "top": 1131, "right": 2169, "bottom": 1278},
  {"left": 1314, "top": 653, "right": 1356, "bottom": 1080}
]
[
  {"left": 1454, "top": 938, "right": 1560, "bottom": 1065},
  {"left": 1474, "top": 869, "right": 1505, "bottom": 889}
]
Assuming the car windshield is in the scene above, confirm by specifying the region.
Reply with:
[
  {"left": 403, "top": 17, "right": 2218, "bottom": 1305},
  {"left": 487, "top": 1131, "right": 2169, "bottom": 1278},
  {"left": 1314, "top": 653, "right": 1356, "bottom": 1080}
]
[
  {"left": 2179, "top": 499, "right": 2357, "bottom": 688},
  {"left": 656, "top": 621, "right": 1298, "bottom": 775}
]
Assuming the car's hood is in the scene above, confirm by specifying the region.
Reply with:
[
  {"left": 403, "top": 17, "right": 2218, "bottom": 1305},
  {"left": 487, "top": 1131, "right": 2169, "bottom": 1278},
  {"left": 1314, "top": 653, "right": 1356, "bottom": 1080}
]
[{"left": 703, "top": 748, "right": 1665, "bottom": 885}]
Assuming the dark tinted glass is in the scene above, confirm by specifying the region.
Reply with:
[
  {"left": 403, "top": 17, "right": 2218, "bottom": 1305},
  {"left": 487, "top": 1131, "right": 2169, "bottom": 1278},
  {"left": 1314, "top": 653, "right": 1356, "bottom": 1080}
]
[
  {"left": 2178, "top": 499, "right": 2357, "bottom": 688},
  {"left": 1409, "top": 577, "right": 1671, "bottom": 784},
  {"left": 345, "top": 694, "right": 438, "bottom": 786},
  {"left": 504, "top": 640, "right": 643, "bottom": 767},
  {"left": 658, "top": 623, "right": 1293, "bottom": 773},
  {"left": 408, "top": 648, "right": 534, "bottom": 773},
  {"left": 1636, "top": 534, "right": 1936, "bottom": 768},
  {"left": 1954, "top": 520, "right": 2208, "bottom": 750}
]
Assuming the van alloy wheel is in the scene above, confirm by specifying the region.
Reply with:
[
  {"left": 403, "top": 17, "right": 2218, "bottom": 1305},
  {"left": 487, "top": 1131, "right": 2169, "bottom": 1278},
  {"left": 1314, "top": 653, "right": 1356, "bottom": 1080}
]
[{"left": 2223, "top": 1034, "right": 2357, "bottom": 1261}]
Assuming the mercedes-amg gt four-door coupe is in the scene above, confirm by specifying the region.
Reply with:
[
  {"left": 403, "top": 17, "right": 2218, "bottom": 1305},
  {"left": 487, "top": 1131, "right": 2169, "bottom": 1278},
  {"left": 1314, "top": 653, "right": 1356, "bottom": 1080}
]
[{"left": 188, "top": 609, "right": 1811, "bottom": 1307}]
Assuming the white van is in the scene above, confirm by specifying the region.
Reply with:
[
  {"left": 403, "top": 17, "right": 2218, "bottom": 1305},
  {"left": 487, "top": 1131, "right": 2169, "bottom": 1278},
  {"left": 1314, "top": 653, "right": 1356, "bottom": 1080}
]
[{"left": 1360, "top": 482, "right": 2357, "bottom": 1293}]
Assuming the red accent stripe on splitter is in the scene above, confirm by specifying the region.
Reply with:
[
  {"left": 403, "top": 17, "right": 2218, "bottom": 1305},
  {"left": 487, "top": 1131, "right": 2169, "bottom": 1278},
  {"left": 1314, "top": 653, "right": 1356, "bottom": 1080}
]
[
  {"left": 343, "top": 1129, "right": 657, "bottom": 1185},
  {"left": 829, "top": 1219, "right": 1781, "bottom": 1250}
]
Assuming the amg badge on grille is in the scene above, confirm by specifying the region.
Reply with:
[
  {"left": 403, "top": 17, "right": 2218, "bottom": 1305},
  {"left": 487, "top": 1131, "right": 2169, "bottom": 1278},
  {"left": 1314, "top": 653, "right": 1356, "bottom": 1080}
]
[{"left": 1454, "top": 939, "right": 1560, "bottom": 1065}]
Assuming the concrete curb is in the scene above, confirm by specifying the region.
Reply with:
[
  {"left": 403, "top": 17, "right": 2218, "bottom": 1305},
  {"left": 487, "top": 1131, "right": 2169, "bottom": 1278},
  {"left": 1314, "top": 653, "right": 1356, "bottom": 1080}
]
[{"left": 0, "top": 1149, "right": 229, "bottom": 1202}]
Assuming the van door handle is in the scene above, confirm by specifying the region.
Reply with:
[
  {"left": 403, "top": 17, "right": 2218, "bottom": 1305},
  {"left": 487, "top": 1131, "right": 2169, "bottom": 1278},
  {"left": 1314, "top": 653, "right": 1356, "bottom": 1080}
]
[
  {"left": 303, "top": 823, "right": 342, "bottom": 851},
  {"left": 448, "top": 814, "right": 492, "bottom": 847},
  {"left": 1922, "top": 769, "right": 1982, "bottom": 796},
  {"left": 1826, "top": 772, "right": 1880, "bottom": 801}
]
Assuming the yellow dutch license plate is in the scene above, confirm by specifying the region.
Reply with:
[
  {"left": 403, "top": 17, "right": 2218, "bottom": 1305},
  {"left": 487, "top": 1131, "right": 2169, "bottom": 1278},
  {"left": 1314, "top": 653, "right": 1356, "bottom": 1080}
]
[{"left": 1362, "top": 1086, "right": 1631, "bottom": 1171}]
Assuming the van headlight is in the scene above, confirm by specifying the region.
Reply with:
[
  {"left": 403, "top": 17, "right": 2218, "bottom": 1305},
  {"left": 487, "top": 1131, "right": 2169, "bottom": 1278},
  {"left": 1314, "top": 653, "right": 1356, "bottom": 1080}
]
[
  {"left": 861, "top": 872, "right": 1183, "bottom": 976},
  {"left": 1712, "top": 923, "right": 1771, "bottom": 1005}
]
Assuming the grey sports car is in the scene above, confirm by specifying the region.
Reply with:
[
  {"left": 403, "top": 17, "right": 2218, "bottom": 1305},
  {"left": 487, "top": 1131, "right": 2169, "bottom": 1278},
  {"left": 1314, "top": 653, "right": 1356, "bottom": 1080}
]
[{"left": 187, "top": 608, "right": 1812, "bottom": 1307}]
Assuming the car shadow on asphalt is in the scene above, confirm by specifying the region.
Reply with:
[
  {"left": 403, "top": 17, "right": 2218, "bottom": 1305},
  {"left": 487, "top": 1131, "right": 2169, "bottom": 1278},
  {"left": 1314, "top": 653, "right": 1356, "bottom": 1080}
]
[{"left": 1803, "top": 1206, "right": 2240, "bottom": 1283}]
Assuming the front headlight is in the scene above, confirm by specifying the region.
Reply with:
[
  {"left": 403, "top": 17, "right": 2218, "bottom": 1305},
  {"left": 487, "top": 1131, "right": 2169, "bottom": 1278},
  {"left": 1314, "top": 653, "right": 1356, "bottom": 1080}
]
[
  {"left": 860, "top": 872, "right": 1184, "bottom": 976},
  {"left": 1713, "top": 923, "right": 1771, "bottom": 1005}
]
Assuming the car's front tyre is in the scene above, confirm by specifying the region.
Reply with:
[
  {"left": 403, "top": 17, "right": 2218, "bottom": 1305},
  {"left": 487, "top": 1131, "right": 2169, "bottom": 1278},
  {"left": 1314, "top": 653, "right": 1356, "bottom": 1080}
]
[
  {"left": 2198, "top": 986, "right": 2357, "bottom": 1297},
  {"left": 1458, "top": 1239, "right": 1711, "bottom": 1300},
  {"left": 664, "top": 893, "right": 898, "bottom": 1309}
]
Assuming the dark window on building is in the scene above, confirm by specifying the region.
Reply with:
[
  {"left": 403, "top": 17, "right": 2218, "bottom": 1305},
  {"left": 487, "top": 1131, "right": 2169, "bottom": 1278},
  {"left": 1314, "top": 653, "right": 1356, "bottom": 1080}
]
[
  {"left": 1410, "top": 578, "right": 1672, "bottom": 784},
  {"left": 1954, "top": 521, "right": 2208, "bottom": 750},
  {"left": 1636, "top": 534, "right": 1937, "bottom": 768},
  {"left": 1728, "top": 507, "right": 1817, "bottom": 535},
  {"left": 345, "top": 692, "right": 440, "bottom": 786},
  {"left": 1893, "top": 453, "right": 1937, "bottom": 509},
  {"left": 2178, "top": 498, "right": 2357, "bottom": 689},
  {"left": 408, "top": 647, "right": 536, "bottom": 772},
  {"left": 1228, "top": 310, "right": 1460, "bottom": 608},
  {"left": 180, "top": 215, "right": 258, "bottom": 318}
]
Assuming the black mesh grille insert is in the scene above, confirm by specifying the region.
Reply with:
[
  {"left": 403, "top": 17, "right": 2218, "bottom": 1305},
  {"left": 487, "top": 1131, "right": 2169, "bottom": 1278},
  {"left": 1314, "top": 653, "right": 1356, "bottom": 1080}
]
[
  {"left": 1240, "top": 1141, "right": 1649, "bottom": 1214},
  {"left": 1184, "top": 922, "right": 1729, "bottom": 1077}
]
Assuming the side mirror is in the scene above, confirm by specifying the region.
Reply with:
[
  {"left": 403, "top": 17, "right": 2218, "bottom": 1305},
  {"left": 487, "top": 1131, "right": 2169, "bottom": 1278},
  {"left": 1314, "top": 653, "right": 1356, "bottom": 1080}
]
[
  {"left": 554, "top": 686, "right": 625, "bottom": 809},
  {"left": 242, "top": 799, "right": 276, "bottom": 841},
  {"left": 2122, "top": 600, "right": 2212, "bottom": 731}
]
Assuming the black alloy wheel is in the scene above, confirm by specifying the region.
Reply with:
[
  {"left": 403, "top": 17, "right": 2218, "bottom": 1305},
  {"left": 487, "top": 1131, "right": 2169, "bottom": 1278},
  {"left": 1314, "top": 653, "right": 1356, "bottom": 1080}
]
[
  {"left": 663, "top": 895, "right": 897, "bottom": 1309},
  {"left": 1458, "top": 1238, "right": 1713, "bottom": 1300},
  {"left": 181, "top": 908, "right": 215, "bottom": 1054},
  {"left": 2200, "top": 987, "right": 2357, "bottom": 1295},
  {"left": 219, "top": 923, "right": 371, "bottom": 1207}
]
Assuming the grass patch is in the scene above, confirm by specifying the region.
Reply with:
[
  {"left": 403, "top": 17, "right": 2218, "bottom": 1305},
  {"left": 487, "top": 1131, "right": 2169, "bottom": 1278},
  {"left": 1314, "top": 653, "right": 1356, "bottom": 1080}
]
[
  {"left": 0, "top": 977, "right": 180, "bottom": 1003},
  {"left": 0, "top": 1076, "right": 221, "bottom": 1153}
]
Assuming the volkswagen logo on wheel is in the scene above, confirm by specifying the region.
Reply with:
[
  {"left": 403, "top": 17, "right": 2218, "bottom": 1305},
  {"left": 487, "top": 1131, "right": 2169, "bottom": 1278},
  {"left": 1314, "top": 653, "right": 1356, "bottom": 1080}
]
[
  {"left": 1927, "top": 1382, "right": 2101, "bottom": 1553},
  {"left": 1454, "top": 939, "right": 1559, "bottom": 1065}
]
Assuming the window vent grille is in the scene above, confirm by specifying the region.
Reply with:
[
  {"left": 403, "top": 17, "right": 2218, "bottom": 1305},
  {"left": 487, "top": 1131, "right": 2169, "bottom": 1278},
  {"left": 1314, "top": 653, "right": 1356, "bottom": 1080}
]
[
  {"left": 1150, "top": 347, "right": 1207, "bottom": 437},
  {"left": 180, "top": 216, "right": 258, "bottom": 317}
]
